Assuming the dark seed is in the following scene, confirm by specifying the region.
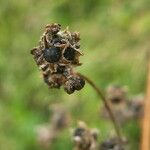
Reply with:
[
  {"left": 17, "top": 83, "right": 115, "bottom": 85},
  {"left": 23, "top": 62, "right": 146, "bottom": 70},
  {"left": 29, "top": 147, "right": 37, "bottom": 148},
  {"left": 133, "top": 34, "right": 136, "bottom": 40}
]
[
  {"left": 74, "top": 128, "right": 85, "bottom": 136},
  {"left": 43, "top": 47, "right": 61, "bottom": 63},
  {"left": 64, "top": 47, "right": 75, "bottom": 61}
]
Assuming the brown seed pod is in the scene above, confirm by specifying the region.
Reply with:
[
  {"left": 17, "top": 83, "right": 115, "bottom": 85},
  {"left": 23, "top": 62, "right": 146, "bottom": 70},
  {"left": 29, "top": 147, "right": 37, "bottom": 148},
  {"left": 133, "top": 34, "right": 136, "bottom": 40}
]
[
  {"left": 64, "top": 75, "right": 85, "bottom": 94},
  {"left": 31, "top": 23, "right": 85, "bottom": 93}
]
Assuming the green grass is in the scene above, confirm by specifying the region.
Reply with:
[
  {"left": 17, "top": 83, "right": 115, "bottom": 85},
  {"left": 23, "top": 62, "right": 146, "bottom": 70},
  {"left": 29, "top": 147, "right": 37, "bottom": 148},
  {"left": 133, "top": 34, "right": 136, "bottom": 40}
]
[{"left": 0, "top": 0, "right": 149, "bottom": 149}]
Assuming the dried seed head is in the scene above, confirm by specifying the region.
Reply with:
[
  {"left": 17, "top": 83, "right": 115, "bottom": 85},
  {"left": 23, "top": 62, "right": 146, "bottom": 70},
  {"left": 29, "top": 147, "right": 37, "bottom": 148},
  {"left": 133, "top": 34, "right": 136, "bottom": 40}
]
[
  {"left": 128, "top": 95, "right": 144, "bottom": 119},
  {"left": 31, "top": 23, "right": 85, "bottom": 94},
  {"left": 99, "top": 136, "right": 128, "bottom": 150},
  {"left": 72, "top": 121, "right": 99, "bottom": 150},
  {"left": 36, "top": 125, "right": 56, "bottom": 148},
  {"left": 49, "top": 104, "right": 71, "bottom": 130},
  {"left": 74, "top": 128, "right": 85, "bottom": 137},
  {"left": 106, "top": 85, "right": 128, "bottom": 104}
]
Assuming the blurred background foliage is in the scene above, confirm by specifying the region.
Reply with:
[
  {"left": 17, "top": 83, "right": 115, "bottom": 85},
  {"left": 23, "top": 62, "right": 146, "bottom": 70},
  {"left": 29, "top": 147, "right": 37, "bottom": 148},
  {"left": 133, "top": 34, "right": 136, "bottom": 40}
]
[{"left": 0, "top": 0, "right": 149, "bottom": 149}]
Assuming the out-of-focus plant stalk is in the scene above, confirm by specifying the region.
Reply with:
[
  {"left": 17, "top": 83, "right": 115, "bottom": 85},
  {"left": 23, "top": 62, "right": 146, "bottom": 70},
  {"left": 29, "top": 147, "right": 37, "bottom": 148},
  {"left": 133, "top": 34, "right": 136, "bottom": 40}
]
[{"left": 141, "top": 54, "right": 150, "bottom": 150}]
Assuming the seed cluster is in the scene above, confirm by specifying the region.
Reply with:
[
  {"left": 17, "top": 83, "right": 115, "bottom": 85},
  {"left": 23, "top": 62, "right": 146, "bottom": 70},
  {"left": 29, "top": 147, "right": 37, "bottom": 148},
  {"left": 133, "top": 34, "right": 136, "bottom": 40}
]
[
  {"left": 31, "top": 23, "right": 85, "bottom": 94},
  {"left": 72, "top": 121, "right": 99, "bottom": 150}
]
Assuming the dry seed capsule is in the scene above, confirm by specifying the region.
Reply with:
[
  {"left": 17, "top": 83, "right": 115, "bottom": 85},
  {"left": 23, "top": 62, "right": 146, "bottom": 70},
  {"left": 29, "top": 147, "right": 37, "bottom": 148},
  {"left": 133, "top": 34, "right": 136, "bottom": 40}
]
[{"left": 64, "top": 76, "right": 85, "bottom": 94}]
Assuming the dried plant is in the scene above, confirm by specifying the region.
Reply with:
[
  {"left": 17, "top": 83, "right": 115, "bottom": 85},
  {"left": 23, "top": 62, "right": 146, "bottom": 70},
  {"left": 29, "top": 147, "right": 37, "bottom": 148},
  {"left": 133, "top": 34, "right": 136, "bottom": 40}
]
[
  {"left": 105, "top": 85, "right": 128, "bottom": 105},
  {"left": 36, "top": 125, "right": 55, "bottom": 149},
  {"left": 101, "top": 85, "right": 144, "bottom": 124},
  {"left": 128, "top": 95, "right": 144, "bottom": 120},
  {"left": 36, "top": 104, "right": 71, "bottom": 149},
  {"left": 72, "top": 121, "right": 99, "bottom": 150},
  {"left": 71, "top": 122, "right": 128, "bottom": 150},
  {"left": 99, "top": 136, "right": 128, "bottom": 150},
  {"left": 31, "top": 23, "right": 123, "bottom": 144},
  {"left": 31, "top": 23, "right": 85, "bottom": 94},
  {"left": 101, "top": 85, "right": 131, "bottom": 124}
]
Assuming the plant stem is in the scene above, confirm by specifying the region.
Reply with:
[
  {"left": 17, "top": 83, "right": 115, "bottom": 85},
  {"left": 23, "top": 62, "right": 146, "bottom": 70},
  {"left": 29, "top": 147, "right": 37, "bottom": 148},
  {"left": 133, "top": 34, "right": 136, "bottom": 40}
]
[
  {"left": 141, "top": 56, "right": 150, "bottom": 150},
  {"left": 78, "top": 73, "right": 122, "bottom": 141}
]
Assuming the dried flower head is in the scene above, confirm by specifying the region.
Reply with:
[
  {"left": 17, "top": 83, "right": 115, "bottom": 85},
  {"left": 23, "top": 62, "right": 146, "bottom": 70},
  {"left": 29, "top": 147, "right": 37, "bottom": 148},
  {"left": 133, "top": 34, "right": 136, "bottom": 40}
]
[
  {"left": 50, "top": 104, "right": 71, "bottom": 130},
  {"left": 36, "top": 104, "right": 71, "bottom": 148},
  {"left": 36, "top": 125, "right": 56, "bottom": 148},
  {"left": 101, "top": 85, "right": 131, "bottom": 124},
  {"left": 128, "top": 95, "right": 144, "bottom": 119},
  {"left": 72, "top": 121, "right": 99, "bottom": 150},
  {"left": 106, "top": 85, "right": 128, "bottom": 104},
  {"left": 31, "top": 23, "right": 85, "bottom": 94},
  {"left": 102, "top": 85, "right": 144, "bottom": 124},
  {"left": 99, "top": 136, "right": 128, "bottom": 150}
]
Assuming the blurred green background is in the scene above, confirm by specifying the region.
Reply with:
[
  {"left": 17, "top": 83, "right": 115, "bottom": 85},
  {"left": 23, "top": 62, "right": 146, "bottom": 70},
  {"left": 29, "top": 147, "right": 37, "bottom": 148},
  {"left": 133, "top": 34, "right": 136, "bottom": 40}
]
[{"left": 0, "top": 0, "right": 149, "bottom": 149}]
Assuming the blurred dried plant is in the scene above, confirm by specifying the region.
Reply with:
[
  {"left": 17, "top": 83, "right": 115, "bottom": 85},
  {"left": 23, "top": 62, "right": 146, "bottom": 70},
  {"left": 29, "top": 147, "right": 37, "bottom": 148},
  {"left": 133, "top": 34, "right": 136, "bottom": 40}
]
[
  {"left": 72, "top": 121, "right": 99, "bottom": 150},
  {"left": 36, "top": 104, "right": 71, "bottom": 149},
  {"left": 101, "top": 85, "right": 144, "bottom": 124},
  {"left": 99, "top": 136, "right": 128, "bottom": 150},
  {"left": 31, "top": 23, "right": 123, "bottom": 144},
  {"left": 128, "top": 95, "right": 144, "bottom": 121},
  {"left": 106, "top": 85, "right": 128, "bottom": 105},
  {"left": 71, "top": 122, "right": 128, "bottom": 150}
]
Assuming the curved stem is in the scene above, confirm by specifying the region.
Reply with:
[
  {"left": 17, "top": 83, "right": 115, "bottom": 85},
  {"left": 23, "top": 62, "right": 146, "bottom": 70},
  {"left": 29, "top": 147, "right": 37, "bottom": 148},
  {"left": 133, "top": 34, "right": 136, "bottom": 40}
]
[{"left": 78, "top": 73, "right": 122, "bottom": 141}]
